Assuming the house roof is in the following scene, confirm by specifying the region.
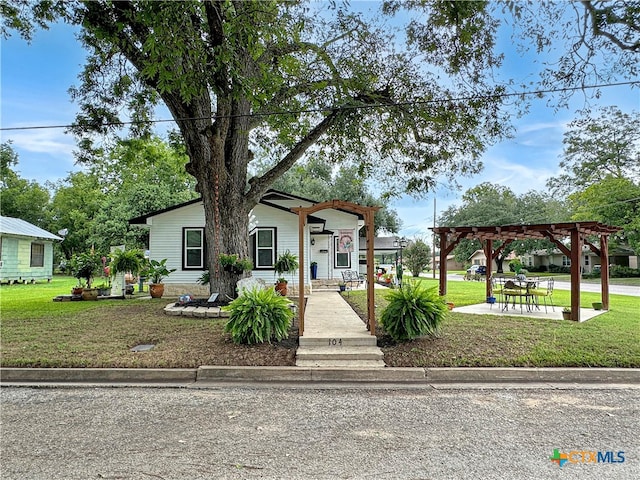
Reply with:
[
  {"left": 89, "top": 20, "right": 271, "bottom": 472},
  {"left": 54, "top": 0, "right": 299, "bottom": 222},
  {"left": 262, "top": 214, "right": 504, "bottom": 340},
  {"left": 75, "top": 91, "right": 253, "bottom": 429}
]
[
  {"left": 0, "top": 216, "right": 62, "bottom": 241},
  {"left": 129, "top": 189, "right": 362, "bottom": 225},
  {"left": 359, "top": 236, "right": 410, "bottom": 251}
]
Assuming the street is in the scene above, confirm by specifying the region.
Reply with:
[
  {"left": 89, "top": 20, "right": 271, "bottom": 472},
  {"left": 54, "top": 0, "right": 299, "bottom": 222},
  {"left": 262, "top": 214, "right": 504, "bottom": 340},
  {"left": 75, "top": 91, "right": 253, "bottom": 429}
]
[{"left": 1, "top": 385, "right": 638, "bottom": 479}]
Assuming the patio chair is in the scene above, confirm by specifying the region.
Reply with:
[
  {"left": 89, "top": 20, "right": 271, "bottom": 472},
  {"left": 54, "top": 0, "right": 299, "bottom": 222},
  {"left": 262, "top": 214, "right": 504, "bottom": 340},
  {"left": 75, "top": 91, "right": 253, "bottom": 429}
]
[
  {"left": 490, "top": 276, "right": 503, "bottom": 310},
  {"left": 341, "top": 270, "right": 364, "bottom": 290},
  {"left": 530, "top": 278, "right": 555, "bottom": 313}
]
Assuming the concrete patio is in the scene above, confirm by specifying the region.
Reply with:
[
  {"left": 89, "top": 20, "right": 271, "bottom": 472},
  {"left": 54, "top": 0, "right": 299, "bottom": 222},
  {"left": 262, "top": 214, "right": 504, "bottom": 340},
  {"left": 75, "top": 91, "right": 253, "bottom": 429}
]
[{"left": 452, "top": 302, "right": 608, "bottom": 322}]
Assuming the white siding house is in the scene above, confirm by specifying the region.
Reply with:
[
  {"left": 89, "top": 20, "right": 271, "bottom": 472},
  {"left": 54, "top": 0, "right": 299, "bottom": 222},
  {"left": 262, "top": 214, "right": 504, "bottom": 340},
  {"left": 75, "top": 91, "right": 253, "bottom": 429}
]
[{"left": 130, "top": 190, "right": 364, "bottom": 295}]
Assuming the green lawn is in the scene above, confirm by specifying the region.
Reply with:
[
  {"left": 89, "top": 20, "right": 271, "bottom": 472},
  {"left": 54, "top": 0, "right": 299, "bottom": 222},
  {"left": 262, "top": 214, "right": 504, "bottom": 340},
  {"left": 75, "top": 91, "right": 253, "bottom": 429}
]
[
  {"left": 344, "top": 277, "right": 640, "bottom": 367},
  {"left": 1, "top": 275, "right": 638, "bottom": 368}
]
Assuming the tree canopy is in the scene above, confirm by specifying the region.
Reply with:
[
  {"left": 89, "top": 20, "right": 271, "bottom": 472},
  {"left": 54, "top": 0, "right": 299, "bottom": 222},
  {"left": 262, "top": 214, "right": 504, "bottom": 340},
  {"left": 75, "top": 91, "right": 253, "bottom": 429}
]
[
  {"left": 547, "top": 106, "right": 640, "bottom": 196},
  {"left": 439, "top": 183, "right": 568, "bottom": 269},
  {"left": 3, "top": 0, "right": 637, "bottom": 296},
  {"left": 261, "top": 157, "right": 402, "bottom": 235},
  {"left": 0, "top": 141, "right": 50, "bottom": 226}
]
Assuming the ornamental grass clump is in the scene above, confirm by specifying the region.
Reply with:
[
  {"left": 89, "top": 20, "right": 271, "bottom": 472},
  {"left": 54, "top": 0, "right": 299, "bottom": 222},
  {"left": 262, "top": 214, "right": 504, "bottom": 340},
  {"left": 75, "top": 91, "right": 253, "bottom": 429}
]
[
  {"left": 225, "top": 287, "right": 293, "bottom": 344},
  {"left": 381, "top": 280, "right": 447, "bottom": 341}
]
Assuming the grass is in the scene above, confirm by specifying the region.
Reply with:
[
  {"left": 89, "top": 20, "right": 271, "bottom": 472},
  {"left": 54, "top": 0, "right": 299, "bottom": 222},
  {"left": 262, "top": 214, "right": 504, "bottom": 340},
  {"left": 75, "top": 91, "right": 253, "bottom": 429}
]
[
  {"left": 344, "top": 278, "right": 640, "bottom": 367},
  {"left": 0, "top": 276, "right": 297, "bottom": 368},
  {"left": 1, "top": 275, "right": 638, "bottom": 368}
]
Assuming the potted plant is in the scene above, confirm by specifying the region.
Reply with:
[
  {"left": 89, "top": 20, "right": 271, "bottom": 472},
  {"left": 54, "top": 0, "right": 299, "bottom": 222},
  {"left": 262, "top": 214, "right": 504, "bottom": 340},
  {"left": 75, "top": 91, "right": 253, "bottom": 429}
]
[
  {"left": 338, "top": 282, "right": 346, "bottom": 292},
  {"left": 275, "top": 277, "right": 289, "bottom": 295},
  {"left": 146, "top": 258, "right": 176, "bottom": 298},
  {"left": 562, "top": 307, "right": 572, "bottom": 320},
  {"left": 310, "top": 261, "right": 318, "bottom": 280},
  {"left": 69, "top": 252, "right": 101, "bottom": 300},
  {"left": 219, "top": 253, "right": 253, "bottom": 275},
  {"left": 273, "top": 250, "right": 299, "bottom": 296},
  {"left": 95, "top": 283, "right": 111, "bottom": 297},
  {"left": 592, "top": 302, "right": 603, "bottom": 310},
  {"left": 109, "top": 248, "right": 145, "bottom": 294}
]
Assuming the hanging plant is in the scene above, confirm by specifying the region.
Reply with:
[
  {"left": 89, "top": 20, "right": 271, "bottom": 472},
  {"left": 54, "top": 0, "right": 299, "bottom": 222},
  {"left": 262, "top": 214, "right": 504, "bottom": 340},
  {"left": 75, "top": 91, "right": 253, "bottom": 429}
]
[{"left": 219, "top": 253, "right": 253, "bottom": 275}]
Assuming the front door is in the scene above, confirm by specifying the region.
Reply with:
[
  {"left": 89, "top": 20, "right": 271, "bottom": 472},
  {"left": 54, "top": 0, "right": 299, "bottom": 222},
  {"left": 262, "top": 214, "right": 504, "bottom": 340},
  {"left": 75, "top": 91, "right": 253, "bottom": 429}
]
[{"left": 310, "top": 234, "right": 332, "bottom": 279}]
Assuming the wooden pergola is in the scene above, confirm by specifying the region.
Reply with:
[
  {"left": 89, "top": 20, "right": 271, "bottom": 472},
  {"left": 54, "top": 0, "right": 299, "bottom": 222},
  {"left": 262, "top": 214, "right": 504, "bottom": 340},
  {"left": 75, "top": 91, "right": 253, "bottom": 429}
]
[
  {"left": 432, "top": 222, "right": 622, "bottom": 322},
  {"left": 291, "top": 200, "right": 380, "bottom": 336}
]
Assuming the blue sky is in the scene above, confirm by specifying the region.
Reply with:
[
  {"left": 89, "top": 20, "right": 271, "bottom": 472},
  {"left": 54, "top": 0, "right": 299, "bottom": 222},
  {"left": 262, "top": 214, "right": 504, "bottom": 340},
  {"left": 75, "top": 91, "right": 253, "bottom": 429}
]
[{"left": 1, "top": 9, "right": 638, "bottom": 240}]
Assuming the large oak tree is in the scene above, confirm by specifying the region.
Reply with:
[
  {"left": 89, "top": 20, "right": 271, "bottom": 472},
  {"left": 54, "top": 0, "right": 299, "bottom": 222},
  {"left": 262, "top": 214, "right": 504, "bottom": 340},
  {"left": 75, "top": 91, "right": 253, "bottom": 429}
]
[{"left": 4, "top": 0, "right": 636, "bottom": 296}]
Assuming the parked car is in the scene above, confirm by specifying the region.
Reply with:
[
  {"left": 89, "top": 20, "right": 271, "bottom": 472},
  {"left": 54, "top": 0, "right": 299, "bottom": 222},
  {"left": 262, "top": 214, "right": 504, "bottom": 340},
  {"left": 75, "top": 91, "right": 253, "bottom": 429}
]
[{"left": 467, "top": 265, "right": 487, "bottom": 275}]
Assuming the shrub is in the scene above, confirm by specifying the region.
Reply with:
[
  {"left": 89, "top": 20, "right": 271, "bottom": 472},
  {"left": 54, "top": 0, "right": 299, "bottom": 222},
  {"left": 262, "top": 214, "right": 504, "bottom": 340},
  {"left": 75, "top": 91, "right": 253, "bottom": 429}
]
[
  {"left": 610, "top": 265, "right": 640, "bottom": 278},
  {"left": 403, "top": 239, "right": 431, "bottom": 277},
  {"left": 380, "top": 280, "right": 447, "bottom": 342},
  {"left": 225, "top": 287, "right": 293, "bottom": 344}
]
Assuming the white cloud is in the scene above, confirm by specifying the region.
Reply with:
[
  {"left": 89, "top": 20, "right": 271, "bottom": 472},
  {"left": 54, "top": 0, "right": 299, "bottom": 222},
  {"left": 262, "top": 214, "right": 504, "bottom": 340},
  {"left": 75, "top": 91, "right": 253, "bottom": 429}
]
[{"left": 7, "top": 129, "right": 76, "bottom": 159}]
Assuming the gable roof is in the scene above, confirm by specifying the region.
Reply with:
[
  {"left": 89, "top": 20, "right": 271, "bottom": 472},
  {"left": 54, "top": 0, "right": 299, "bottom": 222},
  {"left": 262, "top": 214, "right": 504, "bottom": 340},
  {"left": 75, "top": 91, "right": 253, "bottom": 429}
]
[
  {"left": 0, "top": 216, "right": 62, "bottom": 241},
  {"left": 129, "top": 189, "right": 362, "bottom": 225}
]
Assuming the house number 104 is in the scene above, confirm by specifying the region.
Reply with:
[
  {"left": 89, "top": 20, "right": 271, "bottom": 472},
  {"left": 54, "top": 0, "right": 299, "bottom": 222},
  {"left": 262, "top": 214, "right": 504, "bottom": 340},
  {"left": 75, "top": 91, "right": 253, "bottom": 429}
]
[{"left": 329, "top": 339, "right": 342, "bottom": 346}]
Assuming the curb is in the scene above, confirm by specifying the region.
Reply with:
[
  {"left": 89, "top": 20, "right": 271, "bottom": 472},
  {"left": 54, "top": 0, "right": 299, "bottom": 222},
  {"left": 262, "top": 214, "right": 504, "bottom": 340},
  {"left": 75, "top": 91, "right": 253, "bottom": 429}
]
[{"left": 1, "top": 367, "right": 639, "bottom": 386}]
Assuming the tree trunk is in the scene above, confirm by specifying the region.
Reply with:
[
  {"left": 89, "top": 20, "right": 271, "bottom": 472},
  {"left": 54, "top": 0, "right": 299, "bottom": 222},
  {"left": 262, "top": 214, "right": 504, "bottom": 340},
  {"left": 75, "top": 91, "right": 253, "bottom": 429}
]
[{"left": 184, "top": 97, "right": 253, "bottom": 300}]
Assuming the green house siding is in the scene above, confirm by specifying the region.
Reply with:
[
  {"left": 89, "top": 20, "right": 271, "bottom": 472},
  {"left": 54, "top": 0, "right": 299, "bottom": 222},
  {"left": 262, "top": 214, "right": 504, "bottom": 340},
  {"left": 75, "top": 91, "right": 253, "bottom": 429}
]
[{"left": 0, "top": 236, "right": 55, "bottom": 283}]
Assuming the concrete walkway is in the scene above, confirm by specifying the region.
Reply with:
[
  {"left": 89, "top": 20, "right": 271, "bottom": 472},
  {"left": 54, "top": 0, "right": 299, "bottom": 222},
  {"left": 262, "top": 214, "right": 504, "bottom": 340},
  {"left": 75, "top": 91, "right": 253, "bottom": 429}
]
[
  {"left": 302, "top": 290, "right": 373, "bottom": 338},
  {"left": 296, "top": 290, "right": 384, "bottom": 367}
]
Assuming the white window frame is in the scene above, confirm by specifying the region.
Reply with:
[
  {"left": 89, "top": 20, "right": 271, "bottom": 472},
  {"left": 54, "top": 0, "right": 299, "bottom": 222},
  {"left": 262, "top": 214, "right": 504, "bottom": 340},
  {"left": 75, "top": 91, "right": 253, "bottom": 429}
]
[
  {"left": 334, "top": 237, "right": 351, "bottom": 269},
  {"left": 183, "top": 227, "right": 205, "bottom": 270},
  {"left": 251, "top": 227, "right": 276, "bottom": 269}
]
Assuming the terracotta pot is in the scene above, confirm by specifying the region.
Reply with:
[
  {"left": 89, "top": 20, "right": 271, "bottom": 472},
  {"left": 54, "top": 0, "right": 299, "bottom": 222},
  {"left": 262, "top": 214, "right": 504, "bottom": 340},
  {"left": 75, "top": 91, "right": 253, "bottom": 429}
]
[
  {"left": 446, "top": 302, "right": 455, "bottom": 310},
  {"left": 149, "top": 283, "right": 165, "bottom": 298},
  {"left": 275, "top": 281, "right": 288, "bottom": 296},
  {"left": 81, "top": 288, "right": 99, "bottom": 301},
  {"left": 72, "top": 287, "right": 84, "bottom": 296},
  {"left": 562, "top": 311, "right": 572, "bottom": 320}
]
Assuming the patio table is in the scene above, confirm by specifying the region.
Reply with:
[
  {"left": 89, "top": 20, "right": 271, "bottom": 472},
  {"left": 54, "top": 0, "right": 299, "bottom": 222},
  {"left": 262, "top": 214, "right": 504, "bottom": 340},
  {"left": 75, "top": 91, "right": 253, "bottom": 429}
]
[{"left": 497, "top": 278, "right": 538, "bottom": 313}]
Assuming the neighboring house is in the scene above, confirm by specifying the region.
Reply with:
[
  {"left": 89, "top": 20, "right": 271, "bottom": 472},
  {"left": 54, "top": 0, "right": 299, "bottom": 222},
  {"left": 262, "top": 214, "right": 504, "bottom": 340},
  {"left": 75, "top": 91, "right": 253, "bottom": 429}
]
[
  {"left": 0, "top": 216, "right": 62, "bottom": 284},
  {"left": 435, "top": 253, "right": 464, "bottom": 272},
  {"left": 468, "top": 249, "right": 517, "bottom": 272},
  {"left": 130, "top": 190, "right": 364, "bottom": 296},
  {"left": 358, "top": 236, "right": 412, "bottom": 274},
  {"left": 522, "top": 246, "right": 639, "bottom": 274}
]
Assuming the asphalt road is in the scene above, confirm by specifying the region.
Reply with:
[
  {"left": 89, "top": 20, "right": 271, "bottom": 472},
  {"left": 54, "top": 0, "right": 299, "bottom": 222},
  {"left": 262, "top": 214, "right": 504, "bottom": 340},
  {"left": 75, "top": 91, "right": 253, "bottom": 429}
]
[
  {"left": 423, "top": 273, "right": 640, "bottom": 297},
  {"left": 2, "top": 386, "right": 639, "bottom": 479}
]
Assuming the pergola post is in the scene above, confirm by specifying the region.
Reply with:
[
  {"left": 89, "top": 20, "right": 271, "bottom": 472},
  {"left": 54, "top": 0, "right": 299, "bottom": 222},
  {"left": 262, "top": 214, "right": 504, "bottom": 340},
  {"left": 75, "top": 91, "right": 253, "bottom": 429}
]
[
  {"left": 297, "top": 210, "right": 306, "bottom": 336},
  {"left": 570, "top": 228, "right": 582, "bottom": 322},
  {"left": 365, "top": 209, "right": 376, "bottom": 335},
  {"left": 601, "top": 235, "right": 610, "bottom": 310},
  {"left": 484, "top": 239, "right": 493, "bottom": 299},
  {"left": 438, "top": 232, "right": 448, "bottom": 296}
]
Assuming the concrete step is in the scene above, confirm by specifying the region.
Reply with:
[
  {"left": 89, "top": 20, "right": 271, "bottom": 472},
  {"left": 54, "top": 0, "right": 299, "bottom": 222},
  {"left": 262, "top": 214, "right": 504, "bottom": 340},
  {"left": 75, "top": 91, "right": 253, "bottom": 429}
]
[
  {"left": 298, "top": 336, "right": 377, "bottom": 347},
  {"left": 295, "top": 359, "right": 386, "bottom": 368},
  {"left": 296, "top": 346, "right": 384, "bottom": 361}
]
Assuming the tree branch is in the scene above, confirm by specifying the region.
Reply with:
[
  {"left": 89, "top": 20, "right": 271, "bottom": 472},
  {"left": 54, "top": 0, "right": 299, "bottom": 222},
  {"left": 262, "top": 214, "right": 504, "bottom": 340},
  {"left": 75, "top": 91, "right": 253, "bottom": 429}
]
[{"left": 246, "top": 109, "right": 342, "bottom": 204}]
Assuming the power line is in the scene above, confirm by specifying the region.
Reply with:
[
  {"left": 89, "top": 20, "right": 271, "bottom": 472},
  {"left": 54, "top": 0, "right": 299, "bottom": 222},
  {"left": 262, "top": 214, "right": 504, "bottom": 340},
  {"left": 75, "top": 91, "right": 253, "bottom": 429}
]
[{"left": 1, "top": 81, "right": 637, "bottom": 132}]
